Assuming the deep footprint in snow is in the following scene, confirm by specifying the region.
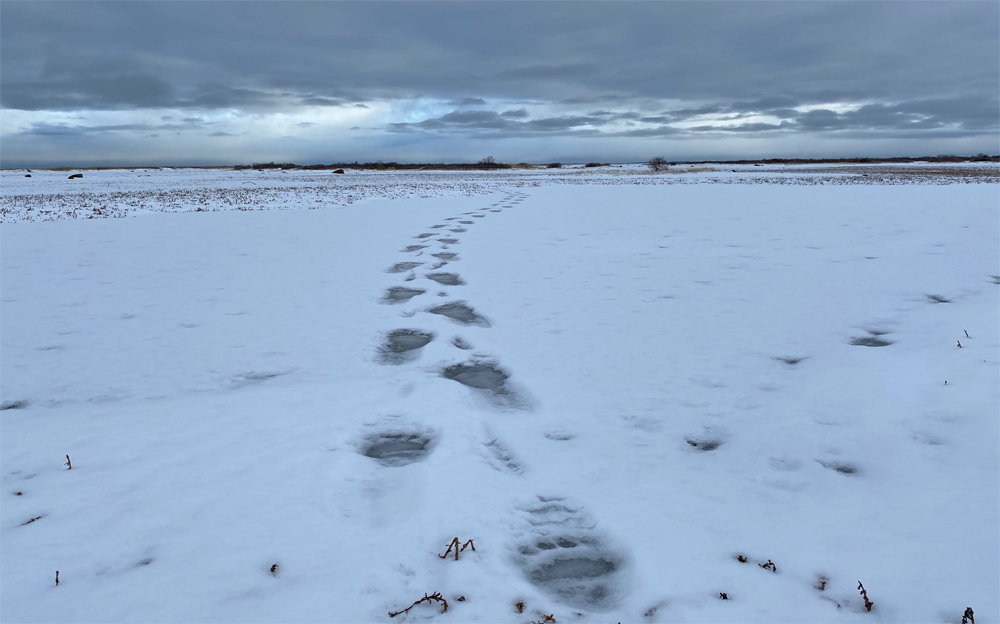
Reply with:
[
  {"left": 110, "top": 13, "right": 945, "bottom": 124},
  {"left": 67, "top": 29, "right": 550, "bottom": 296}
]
[
  {"left": 438, "top": 238, "right": 459, "bottom": 244},
  {"left": 377, "top": 329, "right": 434, "bottom": 365},
  {"left": 545, "top": 430, "right": 575, "bottom": 441},
  {"left": 459, "top": 220, "right": 474, "bottom": 225},
  {"left": 428, "top": 301, "right": 490, "bottom": 326},
  {"left": 449, "top": 228, "right": 467, "bottom": 233},
  {"left": 442, "top": 360, "right": 510, "bottom": 394},
  {"left": 386, "top": 261, "right": 423, "bottom": 273},
  {"left": 426, "top": 272, "right": 464, "bottom": 286},
  {"left": 849, "top": 331, "right": 893, "bottom": 347},
  {"left": 512, "top": 496, "right": 627, "bottom": 611},
  {"left": 452, "top": 336, "right": 473, "bottom": 350},
  {"left": 415, "top": 233, "right": 436, "bottom": 239},
  {"left": 773, "top": 356, "right": 806, "bottom": 365},
  {"left": 381, "top": 286, "right": 426, "bottom": 304},
  {"left": 432, "top": 252, "right": 458, "bottom": 261},
  {"left": 360, "top": 431, "right": 436, "bottom": 467},
  {"left": 685, "top": 437, "right": 723, "bottom": 451},
  {"left": 818, "top": 459, "right": 859, "bottom": 475},
  {"left": 401, "top": 245, "right": 427, "bottom": 253}
]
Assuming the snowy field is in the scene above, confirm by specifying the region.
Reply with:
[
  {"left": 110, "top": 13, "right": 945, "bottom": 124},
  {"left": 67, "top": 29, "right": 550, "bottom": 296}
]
[
  {"left": 2, "top": 163, "right": 997, "bottom": 223},
  {"left": 1, "top": 167, "right": 998, "bottom": 623}
]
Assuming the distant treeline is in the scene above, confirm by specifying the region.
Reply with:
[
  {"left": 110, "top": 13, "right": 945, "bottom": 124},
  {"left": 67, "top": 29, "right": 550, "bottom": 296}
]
[
  {"left": 234, "top": 161, "right": 514, "bottom": 171},
  {"left": 698, "top": 154, "right": 999, "bottom": 165},
  {"left": 231, "top": 154, "right": 997, "bottom": 172}
]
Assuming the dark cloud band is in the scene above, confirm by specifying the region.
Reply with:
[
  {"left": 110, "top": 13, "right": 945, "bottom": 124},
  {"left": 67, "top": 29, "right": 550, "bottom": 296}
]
[{"left": 1, "top": 2, "right": 996, "bottom": 164}]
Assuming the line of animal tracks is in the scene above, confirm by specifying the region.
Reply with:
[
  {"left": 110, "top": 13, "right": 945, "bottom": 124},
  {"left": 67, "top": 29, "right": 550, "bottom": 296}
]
[
  {"left": 377, "top": 192, "right": 527, "bottom": 404},
  {"left": 365, "top": 190, "right": 630, "bottom": 612}
]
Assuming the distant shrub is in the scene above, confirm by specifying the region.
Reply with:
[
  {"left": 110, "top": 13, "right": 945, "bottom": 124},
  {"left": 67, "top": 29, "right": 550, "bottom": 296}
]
[
  {"left": 473, "top": 156, "right": 511, "bottom": 169},
  {"left": 546, "top": 163, "right": 562, "bottom": 168},
  {"left": 648, "top": 157, "right": 668, "bottom": 171},
  {"left": 584, "top": 162, "right": 606, "bottom": 168}
]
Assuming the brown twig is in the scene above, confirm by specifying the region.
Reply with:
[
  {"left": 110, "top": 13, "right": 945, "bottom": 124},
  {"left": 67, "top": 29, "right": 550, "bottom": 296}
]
[
  {"left": 964, "top": 330, "right": 970, "bottom": 339},
  {"left": 439, "top": 537, "right": 460, "bottom": 560},
  {"left": 65, "top": 455, "right": 72, "bottom": 470},
  {"left": 389, "top": 592, "right": 448, "bottom": 617},
  {"left": 857, "top": 581, "right": 873, "bottom": 612},
  {"left": 736, "top": 554, "right": 748, "bottom": 563},
  {"left": 759, "top": 559, "right": 777, "bottom": 573},
  {"left": 269, "top": 564, "right": 278, "bottom": 576},
  {"left": 530, "top": 615, "right": 556, "bottom": 624},
  {"left": 55, "top": 571, "right": 59, "bottom": 587},
  {"left": 957, "top": 340, "right": 963, "bottom": 348},
  {"left": 439, "top": 537, "right": 476, "bottom": 561},
  {"left": 515, "top": 601, "right": 525, "bottom": 613},
  {"left": 815, "top": 575, "right": 828, "bottom": 591},
  {"left": 962, "top": 607, "right": 974, "bottom": 624},
  {"left": 21, "top": 515, "right": 43, "bottom": 526},
  {"left": 719, "top": 592, "right": 729, "bottom": 600}
]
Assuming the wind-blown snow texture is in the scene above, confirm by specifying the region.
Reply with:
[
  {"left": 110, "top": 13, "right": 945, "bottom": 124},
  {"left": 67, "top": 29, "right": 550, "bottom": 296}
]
[{"left": 2, "top": 166, "right": 998, "bottom": 623}]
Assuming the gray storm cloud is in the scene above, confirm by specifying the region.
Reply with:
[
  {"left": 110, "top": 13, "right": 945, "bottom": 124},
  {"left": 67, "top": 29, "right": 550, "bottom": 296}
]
[{"left": 1, "top": 1, "right": 997, "bottom": 166}]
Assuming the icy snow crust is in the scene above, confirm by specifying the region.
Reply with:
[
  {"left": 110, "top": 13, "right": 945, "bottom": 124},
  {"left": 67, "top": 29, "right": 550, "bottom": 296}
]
[{"left": 1, "top": 166, "right": 998, "bottom": 622}]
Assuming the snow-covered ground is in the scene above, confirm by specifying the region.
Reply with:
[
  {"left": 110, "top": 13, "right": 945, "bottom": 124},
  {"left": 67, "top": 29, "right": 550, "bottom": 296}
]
[
  {"left": 2, "top": 168, "right": 998, "bottom": 623},
  {"left": 3, "top": 164, "right": 997, "bottom": 222}
]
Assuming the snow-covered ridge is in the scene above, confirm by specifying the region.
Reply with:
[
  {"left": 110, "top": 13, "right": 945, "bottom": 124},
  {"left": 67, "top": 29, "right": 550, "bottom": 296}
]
[{"left": 3, "top": 164, "right": 997, "bottom": 222}]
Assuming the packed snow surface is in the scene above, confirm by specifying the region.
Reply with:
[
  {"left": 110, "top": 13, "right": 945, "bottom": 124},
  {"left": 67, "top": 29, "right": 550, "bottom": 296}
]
[{"left": 1, "top": 167, "right": 998, "bottom": 623}]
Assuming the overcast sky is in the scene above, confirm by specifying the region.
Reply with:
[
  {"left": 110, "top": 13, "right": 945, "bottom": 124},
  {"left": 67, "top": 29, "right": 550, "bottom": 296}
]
[{"left": 1, "top": 2, "right": 997, "bottom": 167}]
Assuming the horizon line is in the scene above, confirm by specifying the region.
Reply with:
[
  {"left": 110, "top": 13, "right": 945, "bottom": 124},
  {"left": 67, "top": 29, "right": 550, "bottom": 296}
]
[{"left": 4, "top": 153, "right": 999, "bottom": 171}]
